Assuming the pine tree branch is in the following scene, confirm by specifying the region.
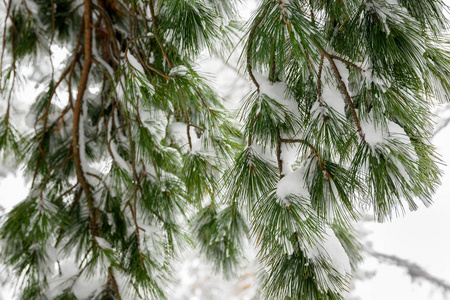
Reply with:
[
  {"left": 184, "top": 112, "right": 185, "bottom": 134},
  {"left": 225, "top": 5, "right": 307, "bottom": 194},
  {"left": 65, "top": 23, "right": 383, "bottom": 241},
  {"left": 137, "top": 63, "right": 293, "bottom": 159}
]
[
  {"left": 0, "top": 0, "right": 11, "bottom": 85},
  {"left": 367, "top": 249, "right": 450, "bottom": 292},
  {"left": 195, "top": 89, "right": 217, "bottom": 117},
  {"left": 317, "top": 54, "right": 324, "bottom": 102},
  {"left": 294, "top": 231, "right": 302, "bottom": 253},
  {"left": 188, "top": 123, "right": 204, "bottom": 132},
  {"left": 247, "top": 5, "right": 270, "bottom": 90},
  {"left": 4, "top": 62, "right": 14, "bottom": 128},
  {"left": 72, "top": 0, "right": 98, "bottom": 240},
  {"left": 317, "top": 53, "right": 327, "bottom": 125},
  {"left": 329, "top": 54, "right": 365, "bottom": 73},
  {"left": 87, "top": 172, "right": 111, "bottom": 195},
  {"left": 92, "top": 2, "right": 121, "bottom": 62},
  {"left": 148, "top": 0, "right": 173, "bottom": 69},
  {"left": 40, "top": 152, "right": 74, "bottom": 205},
  {"left": 108, "top": 267, "right": 122, "bottom": 299},
  {"left": 309, "top": 0, "right": 315, "bottom": 25},
  {"left": 276, "top": 127, "right": 284, "bottom": 179},
  {"left": 269, "top": 39, "right": 277, "bottom": 82},
  {"left": 323, "top": 52, "right": 365, "bottom": 142},
  {"left": 126, "top": 119, "right": 146, "bottom": 268},
  {"left": 247, "top": 112, "right": 260, "bottom": 148},
  {"left": 54, "top": 182, "right": 79, "bottom": 205},
  {"left": 184, "top": 108, "right": 193, "bottom": 151},
  {"left": 146, "top": 64, "right": 170, "bottom": 80},
  {"left": 34, "top": 47, "right": 83, "bottom": 174},
  {"left": 49, "top": 0, "right": 56, "bottom": 82}
]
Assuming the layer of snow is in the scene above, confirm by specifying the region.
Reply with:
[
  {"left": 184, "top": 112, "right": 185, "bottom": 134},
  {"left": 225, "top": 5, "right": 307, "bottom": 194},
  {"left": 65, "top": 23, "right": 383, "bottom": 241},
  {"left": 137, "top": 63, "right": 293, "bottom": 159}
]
[
  {"left": 107, "top": 118, "right": 132, "bottom": 175},
  {"left": 95, "top": 237, "right": 112, "bottom": 250},
  {"left": 276, "top": 166, "right": 309, "bottom": 206},
  {"left": 126, "top": 52, "right": 145, "bottom": 74},
  {"left": 72, "top": 272, "right": 106, "bottom": 299},
  {"left": 360, "top": 111, "right": 411, "bottom": 153},
  {"left": 253, "top": 72, "right": 300, "bottom": 118},
  {"left": 312, "top": 60, "right": 347, "bottom": 118},
  {"left": 169, "top": 65, "right": 189, "bottom": 77},
  {"left": 168, "top": 121, "right": 202, "bottom": 153},
  {"left": 304, "top": 226, "right": 352, "bottom": 292}
]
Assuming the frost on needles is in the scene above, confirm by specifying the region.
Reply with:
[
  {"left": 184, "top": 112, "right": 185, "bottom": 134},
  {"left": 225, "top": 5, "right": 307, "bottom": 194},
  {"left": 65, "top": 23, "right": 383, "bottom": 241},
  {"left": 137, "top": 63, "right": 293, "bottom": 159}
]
[{"left": 0, "top": 0, "right": 449, "bottom": 299}]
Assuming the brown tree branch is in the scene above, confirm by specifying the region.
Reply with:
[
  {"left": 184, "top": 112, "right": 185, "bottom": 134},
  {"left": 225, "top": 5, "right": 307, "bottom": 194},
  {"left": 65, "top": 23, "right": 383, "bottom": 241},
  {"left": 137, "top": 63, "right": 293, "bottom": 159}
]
[
  {"left": 148, "top": 0, "right": 173, "bottom": 69},
  {"left": 108, "top": 267, "right": 122, "bottom": 299},
  {"left": 323, "top": 52, "right": 365, "bottom": 142},
  {"left": 276, "top": 128, "right": 284, "bottom": 179},
  {"left": 317, "top": 54, "right": 324, "bottom": 104},
  {"left": 330, "top": 54, "right": 365, "bottom": 72},
  {"left": 72, "top": 0, "right": 98, "bottom": 240}
]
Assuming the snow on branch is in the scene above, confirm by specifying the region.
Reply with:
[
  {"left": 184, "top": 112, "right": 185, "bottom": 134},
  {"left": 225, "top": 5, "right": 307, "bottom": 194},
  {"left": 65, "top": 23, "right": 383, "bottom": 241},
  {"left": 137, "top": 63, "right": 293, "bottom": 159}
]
[{"left": 368, "top": 249, "right": 450, "bottom": 293}]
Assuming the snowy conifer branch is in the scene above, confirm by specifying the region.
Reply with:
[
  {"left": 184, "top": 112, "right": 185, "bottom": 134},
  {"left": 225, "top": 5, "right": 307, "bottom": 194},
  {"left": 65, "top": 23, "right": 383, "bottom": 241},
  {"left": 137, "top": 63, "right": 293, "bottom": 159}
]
[
  {"left": 323, "top": 51, "right": 365, "bottom": 142},
  {"left": 72, "top": 0, "right": 98, "bottom": 241},
  {"left": 329, "top": 55, "right": 365, "bottom": 73},
  {"left": 0, "top": 0, "right": 449, "bottom": 298},
  {"left": 368, "top": 249, "right": 450, "bottom": 293},
  {"left": 148, "top": 0, "right": 173, "bottom": 69},
  {"left": 247, "top": 5, "right": 270, "bottom": 91},
  {"left": 0, "top": 0, "right": 12, "bottom": 85},
  {"left": 276, "top": 127, "right": 284, "bottom": 179}
]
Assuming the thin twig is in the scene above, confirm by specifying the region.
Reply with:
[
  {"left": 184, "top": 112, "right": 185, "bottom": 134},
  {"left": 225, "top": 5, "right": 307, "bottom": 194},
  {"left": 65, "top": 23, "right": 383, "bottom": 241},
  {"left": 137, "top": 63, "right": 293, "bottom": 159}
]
[
  {"left": 317, "top": 54, "right": 324, "bottom": 104},
  {"left": 247, "top": 5, "right": 270, "bottom": 90},
  {"left": 276, "top": 128, "right": 284, "bottom": 179},
  {"left": 148, "top": 0, "right": 173, "bottom": 69},
  {"left": 126, "top": 119, "right": 146, "bottom": 268},
  {"left": 0, "top": 0, "right": 12, "bottom": 85},
  {"left": 323, "top": 52, "right": 365, "bottom": 141},
  {"left": 330, "top": 54, "right": 364, "bottom": 72}
]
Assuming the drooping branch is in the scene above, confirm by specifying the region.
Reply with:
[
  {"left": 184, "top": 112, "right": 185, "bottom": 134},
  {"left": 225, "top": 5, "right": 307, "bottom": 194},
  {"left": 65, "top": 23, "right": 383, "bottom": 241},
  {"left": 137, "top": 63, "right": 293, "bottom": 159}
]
[
  {"left": 247, "top": 5, "right": 270, "bottom": 90},
  {"left": 72, "top": 0, "right": 98, "bottom": 239},
  {"left": 367, "top": 249, "right": 450, "bottom": 292},
  {"left": 148, "top": 0, "right": 173, "bottom": 69},
  {"left": 323, "top": 52, "right": 365, "bottom": 142},
  {"left": 0, "top": 0, "right": 12, "bottom": 84},
  {"left": 126, "top": 119, "right": 146, "bottom": 268},
  {"left": 93, "top": 2, "right": 121, "bottom": 62},
  {"left": 317, "top": 54, "right": 324, "bottom": 104}
]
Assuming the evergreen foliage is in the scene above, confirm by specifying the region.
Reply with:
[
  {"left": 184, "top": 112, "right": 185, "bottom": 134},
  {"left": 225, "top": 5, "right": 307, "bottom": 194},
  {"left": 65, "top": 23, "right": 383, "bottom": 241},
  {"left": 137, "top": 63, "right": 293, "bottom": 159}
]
[{"left": 0, "top": 0, "right": 449, "bottom": 299}]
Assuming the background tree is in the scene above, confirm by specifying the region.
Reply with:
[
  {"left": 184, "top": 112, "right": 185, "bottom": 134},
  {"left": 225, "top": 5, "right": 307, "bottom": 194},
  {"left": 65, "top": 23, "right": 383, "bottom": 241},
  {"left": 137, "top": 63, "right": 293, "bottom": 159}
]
[{"left": 1, "top": 0, "right": 450, "bottom": 299}]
